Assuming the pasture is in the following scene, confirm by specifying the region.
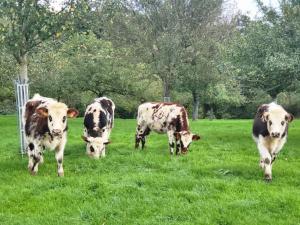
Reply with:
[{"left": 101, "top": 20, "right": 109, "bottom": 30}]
[{"left": 0, "top": 115, "right": 299, "bottom": 225}]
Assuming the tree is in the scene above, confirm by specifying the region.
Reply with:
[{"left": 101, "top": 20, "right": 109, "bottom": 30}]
[
  {"left": 0, "top": 0, "right": 75, "bottom": 83},
  {"left": 225, "top": 0, "right": 300, "bottom": 100},
  {"left": 170, "top": 0, "right": 237, "bottom": 119},
  {"left": 123, "top": 0, "right": 182, "bottom": 101},
  {"left": 0, "top": 46, "right": 17, "bottom": 114},
  {"left": 58, "top": 33, "right": 151, "bottom": 97}
]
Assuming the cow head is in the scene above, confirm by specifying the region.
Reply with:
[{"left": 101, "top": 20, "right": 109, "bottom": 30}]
[
  {"left": 36, "top": 102, "right": 78, "bottom": 137},
  {"left": 259, "top": 104, "right": 293, "bottom": 138},
  {"left": 174, "top": 131, "right": 200, "bottom": 154},
  {"left": 81, "top": 135, "right": 110, "bottom": 159}
]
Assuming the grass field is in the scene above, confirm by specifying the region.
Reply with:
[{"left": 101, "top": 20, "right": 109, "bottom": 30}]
[{"left": 0, "top": 115, "right": 299, "bottom": 225}]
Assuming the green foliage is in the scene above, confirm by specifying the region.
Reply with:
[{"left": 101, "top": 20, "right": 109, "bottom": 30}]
[
  {"left": 27, "top": 33, "right": 161, "bottom": 117},
  {"left": 0, "top": 0, "right": 300, "bottom": 119},
  {"left": 224, "top": 1, "right": 300, "bottom": 99},
  {"left": 1, "top": 116, "right": 300, "bottom": 224},
  {"left": 0, "top": 47, "right": 17, "bottom": 114},
  {"left": 0, "top": 0, "right": 75, "bottom": 81},
  {"left": 277, "top": 91, "right": 300, "bottom": 117}
]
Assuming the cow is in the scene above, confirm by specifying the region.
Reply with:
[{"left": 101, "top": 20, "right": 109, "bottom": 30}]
[
  {"left": 82, "top": 97, "right": 115, "bottom": 159},
  {"left": 252, "top": 102, "right": 294, "bottom": 181},
  {"left": 23, "top": 94, "right": 79, "bottom": 176},
  {"left": 135, "top": 102, "right": 200, "bottom": 155}
]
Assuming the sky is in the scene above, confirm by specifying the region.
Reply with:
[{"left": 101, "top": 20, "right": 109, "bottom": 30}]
[
  {"left": 51, "top": 0, "right": 280, "bottom": 19},
  {"left": 230, "top": 0, "right": 280, "bottom": 18}
]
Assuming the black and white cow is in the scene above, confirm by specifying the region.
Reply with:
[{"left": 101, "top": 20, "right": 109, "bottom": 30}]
[
  {"left": 135, "top": 102, "right": 200, "bottom": 154},
  {"left": 252, "top": 102, "right": 293, "bottom": 181},
  {"left": 82, "top": 97, "right": 115, "bottom": 159},
  {"left": 23, "top": 94, "right": 79, "bottom": 176}
]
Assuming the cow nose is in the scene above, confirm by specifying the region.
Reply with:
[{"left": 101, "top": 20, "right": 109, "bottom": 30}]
[
  {"left": 271, "top": 132, "right": 280, "bottom": 138},
  {"left": 53, "top": 129, "right": 62, "bottom": 135},
  {"left": 181, "top": 148, "right": 188, "bottom": 154}
]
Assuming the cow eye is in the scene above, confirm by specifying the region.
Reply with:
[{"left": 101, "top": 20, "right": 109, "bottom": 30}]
[
  {"left": 49, "top": 115, "right": 52, "bottom": 122},
  {"left": 62, "top": 116, "right": 66, "bottom": 123},
  {"left": 269, "top": 121, "right": 272, "bottom": 126},
  {"left": 102, "top": 129, "right": 105, "bottom": 132},
  {"left": 281, "top": 121, "right": 284, "bottom": 126}
]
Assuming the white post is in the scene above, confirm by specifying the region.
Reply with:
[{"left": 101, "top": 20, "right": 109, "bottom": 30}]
[{"left": 15, "top": 80, "right": 29, "bottom": 155}]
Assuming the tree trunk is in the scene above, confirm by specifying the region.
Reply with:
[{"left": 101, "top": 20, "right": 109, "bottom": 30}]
[
  {"left": 192, "top": 92, "right": 200, "bottom": 121},
  {"left": 19, "top": 54, "right": 28, "bottom": 83},
  {"left": 163, "top": 78, "right": 171, "bottom": 102}
]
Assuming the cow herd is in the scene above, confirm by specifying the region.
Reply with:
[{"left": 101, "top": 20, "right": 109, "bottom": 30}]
[{"left": 23, "top": 94, "right": 294, "bottom": 181}]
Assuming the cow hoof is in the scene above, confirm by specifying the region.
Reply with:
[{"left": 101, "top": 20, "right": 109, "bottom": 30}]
[
  {"left": 29, "top": 168, "right": 37, "bottom": 176},
  {"left": 264, "top": 174, "right": 272, "bottom": 182},
  {"left": 58, "top": 172, "right": 64, "bottom": 177}
]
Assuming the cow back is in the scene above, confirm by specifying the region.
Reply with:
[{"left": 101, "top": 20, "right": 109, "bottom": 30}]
[
  {"left": 137, "top": 102, "right": 189, "bottom": 132},
  {"left": 84, "top": 97, "right": 115, "bottom": 137}
]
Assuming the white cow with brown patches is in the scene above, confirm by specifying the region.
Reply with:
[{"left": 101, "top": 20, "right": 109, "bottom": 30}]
[
  {"left": 135, "top": 102, "right": 200, "bottom": 155},
  {"left": 23, "top": 94, "right": 79, "bottom": 176},
  {"left": 252, "top": 102, "right": 293, "bottom": 181}
]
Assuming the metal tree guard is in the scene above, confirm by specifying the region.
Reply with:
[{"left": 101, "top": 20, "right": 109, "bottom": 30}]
[
  {"left": 14, "top": 80, "right": 29, "bottom": 155},
  {"left": 163, "top": 97, "right": 171, "bottom": 102}
]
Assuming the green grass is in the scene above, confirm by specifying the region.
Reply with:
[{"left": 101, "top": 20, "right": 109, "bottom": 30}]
[{"left": 0, "top": 115, "right": 299, "bottom": 225}]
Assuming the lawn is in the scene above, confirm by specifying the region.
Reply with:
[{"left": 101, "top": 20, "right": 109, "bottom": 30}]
[{"left": 0, "top": 115, "right": 299, "bottom": 225}]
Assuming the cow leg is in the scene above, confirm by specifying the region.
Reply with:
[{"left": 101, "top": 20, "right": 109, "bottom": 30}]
[
  {"left": 141, "top": 136, "right": 146, "bottom": 149},
  {"left": 107, "top": 128, "right": 112, "bottom": 141},
  {"left": 55, "top": 138, "right": 66, "bottom": 177},
  {"left": 257, "top": 137, "right": 272, "bottom": 181},
  {"left": 142, "top": 127, "right": 151, "bottom": 149},
  {"left": 271, "top": 138, "right": 286, "bottom": 164},
  {"left": 167, "top": 131, "right": 175, "bottom": 155},
  {"left": 175, "top": 140, "right": 181, "bottom": 155},
  {"left": 135, "top": 135, "right": 141, "bottom": 149},
  {"left": 101, "top": 147, "right": 106, "bottom": 158},
  {"left": 135, "top": 125, "right": 150, "bottom": 149},
  {"left": 135, "top": 125, "right": 143, "bottom": 148},
  {"left": 27, "top": 141, "right": 43, "bottom": 175}
]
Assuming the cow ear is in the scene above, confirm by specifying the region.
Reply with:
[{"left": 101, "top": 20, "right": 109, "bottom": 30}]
[
  {"left": 174, "top": 132, "right": 181, "bottom": 140},
  {"left": 261, "top": 112, "right": 269, "bottom": 122},
  {"left": 81, "top": 135, "right": 90, "bottom": 143},
  {"left": 285, "top": 113, "right": 294, "bottom": 123},
  {"left": 36, "top": 107, "right": 48, "bottom": 117},
  {"left": 67, "top": 108, "right": 79, "bottom": 118},
  {"left": 104, "top": 140, "right": 111, "bottom": 145},
  {"left": 192, "top": 134, "right": 200, "bottom": 141},
  {"left": 257, "top": 104, "right": 269, "bottom": 122}
]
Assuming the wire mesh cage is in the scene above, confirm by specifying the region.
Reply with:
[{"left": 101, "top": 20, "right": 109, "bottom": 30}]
[
  {"left": 163, "top": 97, "right": 171, "bottom": 102},
  {"left": 14, "top": 80, "right": 29, "bottom": 155}
]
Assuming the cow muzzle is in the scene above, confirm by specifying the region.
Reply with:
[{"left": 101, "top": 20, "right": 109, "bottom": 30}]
[
  {"left": 52, "top": 129, "right": 62, "bottom": 136},
  {"left": 271, "top": 132, "right": 280, "bottom": 138},
  {"left": 181, "top": 148, "right": 188, "bottom": 154}
]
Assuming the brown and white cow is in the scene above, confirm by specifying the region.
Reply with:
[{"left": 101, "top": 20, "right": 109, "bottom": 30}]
[
  {"left": 82, "top": 97, "right": 115, "bottom": 159},
  {"left": 23, "top": 94, "right": 78, "bottom": 176},
  {"left": 135, "top": 102, "right": 200, "bottom": 154},
  {"left": 252, "top": 102, "right": 293, "bottom": 181}
]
